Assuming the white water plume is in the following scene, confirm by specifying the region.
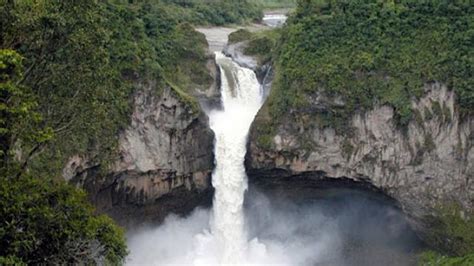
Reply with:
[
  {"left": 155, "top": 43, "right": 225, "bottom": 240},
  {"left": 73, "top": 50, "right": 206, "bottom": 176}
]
[
  {"left": 126, "top": 52, "right": 419, "bottom": 266},
  {"left": 208, "top": 52, "right": 264, "bottom": 263},
  {"left": 128, "top": 52, "right": 271, "bottom": 265}
]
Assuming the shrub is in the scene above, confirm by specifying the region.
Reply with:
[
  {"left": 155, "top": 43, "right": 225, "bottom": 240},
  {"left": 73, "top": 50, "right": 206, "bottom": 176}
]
[
  {"left": 419, "top": 251, "right": 474, "bottom": 266},
  {"left": 0, "top": 175, "right": 127, "bottom": 264},
  {"left": 228, "top": 29, "right": 253, "bottom": 44},
  {"left": 424, "top": 203, "right": 474, "bottom": 257}
]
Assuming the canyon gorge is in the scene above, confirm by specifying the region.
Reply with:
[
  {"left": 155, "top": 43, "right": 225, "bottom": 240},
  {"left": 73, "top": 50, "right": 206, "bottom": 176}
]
[{"left": 2, "top": 1, "right": 472, "bottom": 265}]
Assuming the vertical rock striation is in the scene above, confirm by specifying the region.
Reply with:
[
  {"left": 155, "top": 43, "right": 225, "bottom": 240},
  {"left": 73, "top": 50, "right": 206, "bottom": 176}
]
[
  {"left": 66, "top": 82, "right": 215, "bottom": 226},
  {"left": 247, "top": 83, "right": 473, "bottom": 239}
]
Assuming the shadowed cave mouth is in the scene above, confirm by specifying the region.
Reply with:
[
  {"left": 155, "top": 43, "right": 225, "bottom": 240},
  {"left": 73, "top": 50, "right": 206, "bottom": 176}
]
[{"left": 243, "top": 171, "right": 424, "bottom": 266}]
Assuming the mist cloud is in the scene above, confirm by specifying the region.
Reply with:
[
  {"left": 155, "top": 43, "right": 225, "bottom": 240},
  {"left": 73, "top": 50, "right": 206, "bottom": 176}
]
[{"left": 126, "top": 188, "right": 419, "bottom": 266}]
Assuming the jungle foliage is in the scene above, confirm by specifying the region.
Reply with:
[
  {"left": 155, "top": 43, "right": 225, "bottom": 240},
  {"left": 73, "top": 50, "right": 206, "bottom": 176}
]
[
  {"left": 228, "top": 28, "right": 281, "bottom": 65},
  {"left": 0, "top": 174, "right": 128, "bottom": 265},
  {"left": 0, "top": 48, "right": 127, "bottom": 264},
  {"left": 254, "top": 0, "right": 474, "bottom": 263},
  {"left": 0, "top": 0, "right": 227, "bottom": 178},
  {"left": 419, "top": 203, "right": 474, "bottom": 264},
  {"left": 1, "top": 0, "right": 264, "bottom": 263},
  {"left": 419, "top": 251, "right": 474, "bottom": 266},
  {"left": 250, "top": 0, "right": 297, "bottom": 9},
  {"left": 155, "top": 0, "right": 262, "bottom": 25},
  {"left": 264, "top": 0, "right": 473, "bottom": 137}
]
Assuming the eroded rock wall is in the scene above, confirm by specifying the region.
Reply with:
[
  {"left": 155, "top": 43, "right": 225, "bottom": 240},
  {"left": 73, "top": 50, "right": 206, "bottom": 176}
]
[
  {"left": 66, "top": 82, "right": 215, "bottom": 226},
  {"left": 247, "top": 83, "right": 473, "bottom": 236}
]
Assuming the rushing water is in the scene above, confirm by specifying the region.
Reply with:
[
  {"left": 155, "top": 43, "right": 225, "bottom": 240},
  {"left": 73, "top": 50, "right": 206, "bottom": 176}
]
[
  {"left": 207, "top": 52, "right": 264, "bottom": 263},
  {"left": 184, "top": 52, "right": 267, "bottom": 265},
  {"left": 262, "top": 14, "right": 288, "bottom": 27},
  {"left": 127, "top": 52, "right": 270, "bottom": 265},
  {"left": 126, "top": 31, "right": 421, "bottom": 266}
]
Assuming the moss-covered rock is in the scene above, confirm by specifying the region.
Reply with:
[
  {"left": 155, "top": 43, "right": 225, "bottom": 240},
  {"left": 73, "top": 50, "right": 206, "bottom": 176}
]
[
  {"left": 424, "top": 204, "right": 474, "bottom": 257},
  {"left": 228, "top": 29, "right": 253, "bottom": 44}
]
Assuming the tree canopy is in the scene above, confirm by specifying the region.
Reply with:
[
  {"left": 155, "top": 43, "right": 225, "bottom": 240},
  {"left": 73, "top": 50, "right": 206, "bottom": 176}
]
[{"left": 265, "top": 0, "right": 473, "bottom": 133}]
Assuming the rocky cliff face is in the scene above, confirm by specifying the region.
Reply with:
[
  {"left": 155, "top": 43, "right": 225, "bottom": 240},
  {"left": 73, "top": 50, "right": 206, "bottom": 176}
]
[
  {"left": 247, "top": 83, "right": 473, "bottom": 238},
  {"left": 65, "top": 81, "right": 215, "bottom": 226}
]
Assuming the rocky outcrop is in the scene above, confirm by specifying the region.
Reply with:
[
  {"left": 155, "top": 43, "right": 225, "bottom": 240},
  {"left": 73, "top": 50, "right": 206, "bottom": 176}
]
[
  {"left": 194, "top": 52, "right": 222, "bottom": 111},
  {"left": 223, "top": 41, "right": 273, "bottom": 100},
  {"left": 223, "top": 41, "right": 258, "bottom": 70},
  {"left": 247, "top": 83, "right": 473, "bottom": 239},
  {"left": 66, "top": 82, "right": 215, "bottom": 226}
]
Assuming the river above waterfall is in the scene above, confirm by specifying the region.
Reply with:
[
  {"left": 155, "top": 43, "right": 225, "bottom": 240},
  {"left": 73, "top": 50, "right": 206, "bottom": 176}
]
[{"left": 196, "top": 11, "right": 288, "bottom": 52}]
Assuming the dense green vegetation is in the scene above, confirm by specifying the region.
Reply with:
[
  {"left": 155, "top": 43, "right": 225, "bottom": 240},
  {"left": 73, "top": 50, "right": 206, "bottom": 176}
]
[
  {"left": 419, "top": 251, "right": 474, "bottom": 266},
  {"left": 250, "top": 0, "right": 297, "bottom": 9},
  {"left": 0, "top": 50, "right": 51, "bottom": 174},
  {"left": 420, "top": 204, "right": 474, "bottom": 264},
  {"left": 436, "top": 209, "right": 474, "bottom": 256},
  {"left": 0, "top": 49, "right": 127, "bottom": 264},
  {"left": 228, "top": 28, "right": 281, "bottom": 65},
  {"left": 244, "top": 30, "right": 281, "bottom": 65},
  {"left": 1, "top": 0, "right": 264, "bottom": 263},
  {"left": 260, "top": 0, "right": 473, "bottom": 142},
  {"left": 0, "top": 175, "right": 127, "bottom": 264},
  {"left": 252, "top": 2, "right": 474, "bottom": 261},
  {"left": 1, "top": 0, "right": 244, "bottom": 178},
  {"left": 2, "top": 1, "right": 130, "bottom": 176},
  {"left": 228, "top": 29, "right": 255, "bottom": 44},
  {"left": 160, "top": 0, "right": 262, "bottom": 25}
]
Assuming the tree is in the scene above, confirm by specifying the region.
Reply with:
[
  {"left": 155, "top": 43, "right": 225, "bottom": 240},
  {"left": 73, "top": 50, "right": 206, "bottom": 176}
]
[
  {"left": 0, "top": 49, "right": 52, "bottom": 176},
  {"left": 0, "top": 174, "right": 128, "bottom": 264},
  {"left": 0, "top": 50, "right": 127, "bottom": 265}
]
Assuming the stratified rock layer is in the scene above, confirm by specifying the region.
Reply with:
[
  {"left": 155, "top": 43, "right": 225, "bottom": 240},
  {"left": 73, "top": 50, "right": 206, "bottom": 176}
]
[
  {"left": 247, "top": 83, "right": 473, "bottom": 238},
  {"left": 67, "top": 82, "right": 215, "bottom": 226}
]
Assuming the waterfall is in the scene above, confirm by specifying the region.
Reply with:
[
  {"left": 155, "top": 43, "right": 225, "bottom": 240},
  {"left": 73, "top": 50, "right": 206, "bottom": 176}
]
[
  {"left": 126, "top": 52, "right": 275, "bottom": 266},
  {"left": 207, "top": 52, "right": 264, "bottom": 263},
  {"left": 126, "top": 40, "right": 421, "bottom": 266}
]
